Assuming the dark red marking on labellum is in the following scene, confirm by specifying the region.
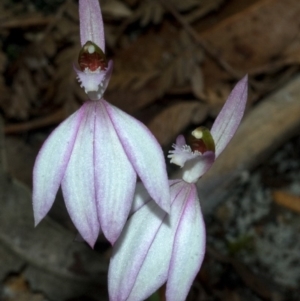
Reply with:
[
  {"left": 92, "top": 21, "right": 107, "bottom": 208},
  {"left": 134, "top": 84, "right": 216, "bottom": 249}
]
[
  {"left": 190, "top": 139, "right": 207, "bottom": 154},
  {"left": 188, "top": 126, "right": 215, "bottom": 154},
  {"left": 78, "top": 41, "right": 108, "bottom": 72}
]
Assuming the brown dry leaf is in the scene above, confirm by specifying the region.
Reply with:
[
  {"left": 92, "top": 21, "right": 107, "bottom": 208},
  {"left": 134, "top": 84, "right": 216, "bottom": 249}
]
[
  {"left": 9, "top": 68, "right": 38, "bottom": 120},
  {"left": 184, "top": 0, "right": 225, "bottom": 23},
  {"left": 146, "top": 101, "right": 204, "bottom": 146},
  {"left": 107, "top": 23, "right": 175, "bottom": 112},
  {"left": 2, "top": 275, "right": 48, "bottom": 301},
  {"left": 132, "top": 0, "right": 206, "bottom": 27},
  {"left": 101, "top": 0, "right": 133, "bottom": 18},
  {"left": 108, "top": 24, "right": 206, "bottom": 113},
  {"left": 160, "top": 30, "right": 205, "bottom": 96},
  {"left": 170, "top": 0, "right": 201, "bottom": 12},
  {"left": 65, "top": 0, "right": 80, "bottom": 21},
  {"left": 199, "top": 0, "right": 300, "bottom": 85},
  {"left": 52, "top": 46, "right": 81, "bottom": 107},
  {"left": 123, "top": 28, "right": 205, "bottom": 99},
  {"left": 139, "top": 0, "right": 165, "bottom": 26},
  {"left": 190, "top": 65, "right": 205, "bottom": 99},
  {"left": 272, "top": 190, "right": 300, "bottom": 214},
  {"left": 206, "top": 83, "right": 231, "bottom": 117},
  {"left": 0, "top": 2, "right": 14, "bottom": 23},
  {"left": 223, "top": 290, "right": 241, "bottom": 301}
]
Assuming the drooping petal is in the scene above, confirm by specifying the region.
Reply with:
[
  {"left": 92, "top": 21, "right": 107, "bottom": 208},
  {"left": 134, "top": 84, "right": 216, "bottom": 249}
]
[
  {"left": 166, "top": 184, "right": 206, "bottom": 301},
  {"left": 104, "top": 100, "right": 171, "bottom": 213},
  {"left": 79, "top": 0, "right": 105, "bottom": 51},
  {"left": 61, "top": 102, "right": 100, "bottom": 247},
  {"left": 126, "top": 182, "right": 193, "bottom": 301},
  {"left": 94, "top": 100, "right": 136, "bottom": 245},
  {"left": 182, "top": 151, "right": 215, "bottom": 183},
  {"left": 211, "top": 75, "right": 248, "bottom": 157},
  {"left": 32, "top": 105, "right": 85, "bottom": 226},
  {"left": 108, "top": 181, "right": 186, "bottom": 301}
]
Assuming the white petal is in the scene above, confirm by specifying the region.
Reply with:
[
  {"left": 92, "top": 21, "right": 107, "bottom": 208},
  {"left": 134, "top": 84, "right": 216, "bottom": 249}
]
[
  {"left": 108, "top": 181, "right": 189, "bottom": 301},
  {"left": 182, "top": 151, "right": 215, "bottom": 183},
  {"left": 32, "top": 106, "right": 85, "bottom": 226},
  {"left": 94, "top": 100, "right": 136, "bottom": 244},
  {"left": 79, "top": 0, "right": 105, "bottom": 51},
  {"left": 127, "top": 182, "right": 193, "bottom": 301},
  {"left": 166, "top": 184, "right": 206, "bottom": 301},
  {"left": 104, "top": 100, "right": 170, "bottom": 212},
  {"left": 61, "top": 102, "right": 100, "bottom": 247},
  {"left": 211, "top": 75, "right": 248, "bottom": 157}
]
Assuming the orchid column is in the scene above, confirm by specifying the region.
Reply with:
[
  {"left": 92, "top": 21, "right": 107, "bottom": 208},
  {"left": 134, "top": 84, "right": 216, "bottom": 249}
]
[
  {"left": 32, "top": 0, "right": 170, "bottom": 247},
  {"left": 108, "top": 76, "right": 248, "bottom": 301}
]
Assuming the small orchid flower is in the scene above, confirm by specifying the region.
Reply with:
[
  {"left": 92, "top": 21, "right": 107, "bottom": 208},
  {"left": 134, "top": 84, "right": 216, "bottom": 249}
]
[
  {"left": 32, "top": 0, "right": 170, "bottom": 247},
  {"left": 108, "top": 76, "right": 248, "bottom": 301}
]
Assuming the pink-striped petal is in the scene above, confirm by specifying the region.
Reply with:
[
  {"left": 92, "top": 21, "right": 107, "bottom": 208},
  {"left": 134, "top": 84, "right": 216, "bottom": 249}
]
[
  {"left": 104, "top": 100, "right": 171, "bottom": 213},
  {"left": 94, "top": 100, "right": 136, "bottom": 245},
  {"left": 211, "top": 75, "right": 248, "bottom": 157},
  {"left": 61, "top": 102, "right": 100, "bottom": 247},
  {"left": 166, "top": 184, "right": 206, "bottom": 301},
  {"left": 79, "top": 0, "right": 105, "bottom": 51},
  {"left": 32, "top": 105, "right": 85, "bottom": 226},
  {"left": 108, "top": 181, "right": 188, "bottom": 301}
]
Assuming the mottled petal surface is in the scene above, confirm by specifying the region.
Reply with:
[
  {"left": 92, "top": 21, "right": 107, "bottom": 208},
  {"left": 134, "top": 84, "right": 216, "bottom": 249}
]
[
  {"left": 166, "top": 184, "right": 206, "bottom": 301},
  {"left": 108, "top": 182, "right": 189, "bottom": 301},
  {"left": 104, "top": 100, "right": 170, "bottom": 212},
  {"left": 95, "top": 100, "right": 136, "bottom": 244},
  {"left": 79, "top": 0, "right": 105, "bottom": 51},
  {"left": 32, "top": 105, "right": 85, "bottom": 226},
  {"left": 61, "top": 102, "right": 100, "bottom": 247},
  {"left": 211, "top": 75, "right": 248, "bottom": 157},
  {"left": 182, "top": 151, "right": 215, "bottom": 183}
]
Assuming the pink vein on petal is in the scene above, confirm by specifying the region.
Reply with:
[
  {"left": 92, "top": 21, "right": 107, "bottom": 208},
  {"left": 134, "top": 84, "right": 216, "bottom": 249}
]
[
  {"left": 79, "top": 0, "right": 105, "bottom": 51},
  {"left": 103, "top": 100, "right": 170, "bottom": 213},
  {"left": 109, "top": 181, "right": 185, "bottom": 301},
  {"left": 61, "top": 101, "right": 100, "bottom": 247},
  {"left": 32, "top": 104, "right": 86, "bottom": 226},
  {"left": 125, "top": 182, "right": 188, "bottom": 301},
  {"left": 166, "top": 184, "right": 206, "bottom": 301},
  {"left": 211, "top": 75, "right": 248, "bottom": 158},
  {"left": 94, "top": 100, "right": 136, "bottom": 245}
]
